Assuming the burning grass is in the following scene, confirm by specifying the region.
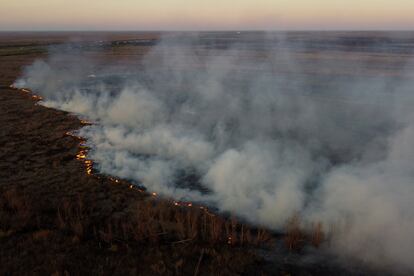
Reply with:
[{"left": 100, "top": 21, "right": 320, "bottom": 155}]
[
  {"left": 0, "top": 86, "right": 328, "bottom": 272},
  {"left": 0, "top": 82, "right": 269, "bottom": 274},
  {"left": 63, "top": 123, "right": 326, "bottom": 252},
  {"left": 65, "top": 131, "right": 95, "bottom": 176},
  {"left": 9, "top": 73, "right": 327, "bottom": 251},
  {"left": 53, "top": 189, "right": 275, "bottom": 247},
  {"left": 61, "top": 122, "right": 275, "bottom": 247},
  {"left": 0, "top": 184, "right": 325, "bottom": 252},
  {"left": 9, "top": 85, "right": 43, "bottom": 102},
  {"left": 2, "top": 34, "right": 390, "bottom": 275}
]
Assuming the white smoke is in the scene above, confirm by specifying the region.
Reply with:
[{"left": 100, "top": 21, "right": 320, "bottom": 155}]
[{"left": 15, "top": 33, "right": 414, "bottom": 273}]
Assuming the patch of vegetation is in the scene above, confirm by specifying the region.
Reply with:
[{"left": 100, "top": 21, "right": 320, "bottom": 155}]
[{"left": 0, "top": 45, "right": 47, "bottom": 56}]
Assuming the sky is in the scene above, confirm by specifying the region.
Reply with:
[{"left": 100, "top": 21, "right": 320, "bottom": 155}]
[{"left": 1, "top": 0, "right": 414, "bottom": 31}]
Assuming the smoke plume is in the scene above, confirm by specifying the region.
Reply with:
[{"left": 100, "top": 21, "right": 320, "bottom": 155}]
[{"left": 15, "top": 33, "right": 414, "bottom": 273}]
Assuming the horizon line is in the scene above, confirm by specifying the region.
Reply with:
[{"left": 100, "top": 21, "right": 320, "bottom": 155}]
[{"left": 2, "top": 29, "right": 414, "bottom": 33}]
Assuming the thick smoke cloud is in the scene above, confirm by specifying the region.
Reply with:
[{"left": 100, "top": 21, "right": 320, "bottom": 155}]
[{"left": 15, "top": 33, "right": 414, "bottom": 273}]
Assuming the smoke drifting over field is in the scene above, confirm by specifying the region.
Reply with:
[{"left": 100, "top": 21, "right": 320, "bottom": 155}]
[{"left": 15, "top": 33, "right": 414, "bottom": 272}]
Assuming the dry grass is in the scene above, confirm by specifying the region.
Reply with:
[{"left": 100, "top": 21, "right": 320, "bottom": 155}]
[
  {"left": 32, "top": 229, "right": 52, "bottom": 240},
  {"left": 0, "top": 188, "right": 32, "bottom": 230},
  {"left": 56, "top": 195, "right": 88, "bottom": 239},
  {"left": 0, "top": 183, "right": 326, "bottom": 257},
  {"left": 310, "top": 222, "right": 324, "bottom": 248},
  {"left": 0, "top": 188, "right": 262, "bottom": 274},
  {"left": 284, "top": 215, "right": 326, "bottom": 251},
  {"left": 89, "top": 197, "right": 274, "bottom": 247},
  {"left": 284, "top": 215, "right": 305, "bottom": 251},
  {"left": 1, "top": 185, "right": 325, "bottom": 252}
]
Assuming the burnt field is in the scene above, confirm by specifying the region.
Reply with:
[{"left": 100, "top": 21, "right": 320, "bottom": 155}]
[{"left": 1, "top": 32, "right": 414, "bottom": 275}]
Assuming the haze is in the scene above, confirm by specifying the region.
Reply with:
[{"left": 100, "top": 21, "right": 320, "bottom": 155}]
[{"left": 1, "top": 0, "right": 414, "bottom": 31}]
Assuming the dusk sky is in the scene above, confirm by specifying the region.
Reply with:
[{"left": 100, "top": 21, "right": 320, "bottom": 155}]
[{"left": 1, "top": 0, "right": 414, "bottom": 31}]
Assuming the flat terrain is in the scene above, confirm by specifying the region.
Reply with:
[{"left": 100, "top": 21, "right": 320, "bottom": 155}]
[
  {"left": 0, "top": 32, "right": 390, "bottom": 275},
  {"left": 0, "top": 33, "right": 266, "bottom": 275}
]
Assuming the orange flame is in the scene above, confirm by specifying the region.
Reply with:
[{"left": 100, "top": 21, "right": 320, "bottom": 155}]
[
  {"left": 80, "top": 120, "right": 93, "bottom": 125},
  {"left": 32, "top": 95, "right": 43, "bottom": 101},
  {"left": 76, "top": 150, "right": 87, "bottom": 160},
  {"left": 64, "top": 120, "right": 206, "bottom": 213}
]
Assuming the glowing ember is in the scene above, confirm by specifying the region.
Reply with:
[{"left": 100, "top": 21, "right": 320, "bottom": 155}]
[
  {"left": 80, "top": 120, "right": 92, "bottom": 125},
  {"left": 65, "top": 118, "right": 202, "bottom": 210},
  {"left": 227, "top": 237, "right": 232, "bottom": 244},
  {"left": 67, "top": 133, "right": 94, "bottom": 175},
  {"left": 108, "top": 176, "right": 121, "bottom": 183},
  {"left": 9, "top": 85, "right": 43, "bottom": 102},
  {"left": 65, "top": 132, "right": 84, "bottom": 141},
  {"left": 32, "top": 95, "right": 43, "bottom": 100},
  {"left": 76, "top": 151, "right": 87, "bottom": 159},
  {"left": 84, "top": 160, "right": 93, "bottom": 175}
]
